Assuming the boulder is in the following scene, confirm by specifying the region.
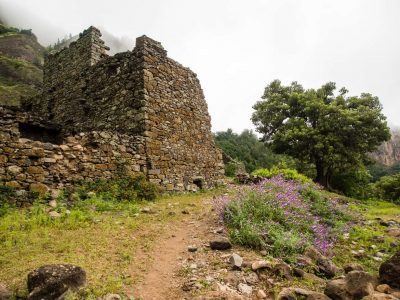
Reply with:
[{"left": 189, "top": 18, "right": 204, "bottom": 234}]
[
  {"left": 379, "top": 251, "right": 400, "bottom": 288},
  {"left": 27, "top": 264, "right": 86, "bottom": 300},
  {"left": 325, "top": 279, "right": 351, "bottom": 300},
  {"left": 346, "top": 271, "right": 378, "bottom": 299},
  {"left": 209, "top": 238, "right": 232, "bottom": 250},
  {"left": 325, "top": 271, "right": 378, "bottom": 300}
]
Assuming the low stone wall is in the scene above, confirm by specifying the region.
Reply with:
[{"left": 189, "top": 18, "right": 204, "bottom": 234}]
[{"left": 0, "top": 107, "right": 147, "bottom": 204}]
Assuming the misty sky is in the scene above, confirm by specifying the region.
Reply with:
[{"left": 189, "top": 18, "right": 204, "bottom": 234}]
[{"left": 1, "top": 0, "right": 399, "bottom": 132}]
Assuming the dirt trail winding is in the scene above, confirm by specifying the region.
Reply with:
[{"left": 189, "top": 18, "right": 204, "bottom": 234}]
[{"left": 128, "top": 198, "right": 218, "bottom": 300}]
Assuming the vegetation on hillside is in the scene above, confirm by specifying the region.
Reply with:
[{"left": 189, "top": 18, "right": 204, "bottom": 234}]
[
  {"left": 215, "top": 175, "right": 352, "bottom": 259},
  {"left": 0, "top": 21, "right": 44, "bottom": 106},
  {"left": 214, "top": 129, "right": 296, "bottom": 175},
  {"left": 252, "top": 80, "right": 390, "bottom": 188}
]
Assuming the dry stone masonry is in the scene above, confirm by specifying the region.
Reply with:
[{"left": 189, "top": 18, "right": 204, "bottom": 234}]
[{"left": 0, "top": 26, "right": 224, "bottom": 201}]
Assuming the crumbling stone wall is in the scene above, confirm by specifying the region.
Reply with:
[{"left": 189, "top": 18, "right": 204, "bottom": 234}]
[
  {"left": 7, "top": 26, "right": 224, "bottom": 192},
  {"left": 27, "top": 27, "right": 145, "bottom": 135},
  {"left": 0, "top": 107, "right": 147, "bottom": 204},
  {"left": 138, "top": 36, "right": 224, "bottom": 190}
]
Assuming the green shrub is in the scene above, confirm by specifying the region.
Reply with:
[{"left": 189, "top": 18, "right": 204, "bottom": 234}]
[
  {"left": 372, "top": 174, "right": 400, "bottom": 203},
  {"left": 252, "top": 167, "right": 312, "bottom": 183},
  {"left": 330, "top": 166, "right": 373, "bottom": 199},
  {"left": 76, "top": 174, "right": 159, "bottom": 202}
]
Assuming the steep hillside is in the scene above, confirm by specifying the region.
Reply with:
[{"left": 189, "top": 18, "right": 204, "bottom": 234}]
[
  {"left": 371, "top": 128, "right": 400, "bottom": 166},
  {"left": 0, "top": 21, "right": 45, "bottom": 106}
]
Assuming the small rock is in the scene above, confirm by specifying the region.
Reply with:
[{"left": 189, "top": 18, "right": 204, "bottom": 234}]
[
  {"left": 216, "top": 228, "right": 224, "bottom": 234},
  {"left": 376, "top": 284, "right": 391, "bottom": 294},
  {"left": 344, "top": 263, "right": 364, "bottom": 273},
  {"left": 141, "top": 207, "right": 153, "bottom": 214},
  {"left": 48, "top": 211, "right": 61, "bottom": 218},
  {"left": 256, "top": 289, "right": 267, "bottom": 299},
  {"left": 273, "top": 262, "right": 292, "bottom": 280},
  {"left": 210, "top": 238, "right": 232, "bottom": 250},
  {"left": 387, "top": 228, "right": 400, "bottom": 238},
  {"left": 0, "top": 283, "right": 12, "bottom": 300},
  {"left": 244, "top": 272, "right": 259, "bottom": 285},
  {"left": 238, "top": 283, "right": 252, "bottom": 296},
  {"left": 251, "top": 260, "right": 271, "bottom": 271},
  {"left": 182, "top": 209, "right": 190, "bottom": 214},
  {"left": 188, "top": 245, "right": 198, "bottom": 252},
  {"left": 278, "top": 288, "right": 296, "bottom": 300},
  {"left": 48, "top": 200, "right": 57, "bottom": 208},
  {"left": 229, "top": 253, "right": 243, "bottom": 269},
  {"left": 104, "top": 294, "right": 122, "bottom": 300},
  {"left": 260, "top": 250, "right": 268, "bottom": 256},
  {"left": 306, "top": 292, "right": 331, "bottom": 300}
]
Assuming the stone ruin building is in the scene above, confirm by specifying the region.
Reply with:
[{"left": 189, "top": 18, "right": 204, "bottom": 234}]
[{"left": 0, "top": 26, "right": 224, "bottom": 202}]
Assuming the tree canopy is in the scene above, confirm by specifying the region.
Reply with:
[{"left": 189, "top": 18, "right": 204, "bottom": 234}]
[
  {"left": 214, "top": 129, "right": 294, "bottom": 174},
  {"left": 252, "top": 80, "right": 390, "bottom": 187}
]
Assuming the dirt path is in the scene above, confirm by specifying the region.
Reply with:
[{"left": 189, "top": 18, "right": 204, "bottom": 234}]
[{"left": 128, "top": 198, "right": 219, "bottom": 300}]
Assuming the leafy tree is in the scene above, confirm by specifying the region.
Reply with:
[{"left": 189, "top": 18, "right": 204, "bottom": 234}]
[
  {"left": 214, "top": 129, "right": 294, "bottom": 173},
  {"left": 252, "top": 80, "right": 390, "bottom": 188}
]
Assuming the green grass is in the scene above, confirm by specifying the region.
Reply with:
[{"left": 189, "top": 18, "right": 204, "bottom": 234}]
[
  {"left": 0, "top": 187, "right": 223, "bottom": 298},
  {"left": 333, "top": 199, "right": 400, "bottom": 272}
]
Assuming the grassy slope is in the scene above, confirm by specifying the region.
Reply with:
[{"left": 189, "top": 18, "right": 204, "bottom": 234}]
[
  {"left": 0, "top": 28, "right": 44, "bottom": 106},
  {"left": 0, "top": 190, "right": 222, "bottom": 298},
  {"left": 0, "top": 185, "right": 399, "bottom": 298},
  {"left": 333, "top": 199, "right": 400, "bottom": 271}
]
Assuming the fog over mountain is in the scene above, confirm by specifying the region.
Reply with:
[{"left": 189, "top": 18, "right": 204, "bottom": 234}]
[{"left": 1, "top": 0, "right": 399, "bottom": 132}]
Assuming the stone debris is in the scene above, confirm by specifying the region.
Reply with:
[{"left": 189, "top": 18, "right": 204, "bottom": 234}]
[
  {"left": 188, "top": 245, "right": 198, "bottom": 252},
  {"left": 237, "top": 283, "right": 252, "bottom": 296},
  {"left": 103, "top": 294, "right": 122, "bottom": 300},
  {"left": 210, "top": 238, "right": 232, "bottom": 250},
  {"left": 229, "top": 253, "right": 243, "bottom": 269},
  {"left": 251, "top": 260, "right": 271, "bottom": 271}
]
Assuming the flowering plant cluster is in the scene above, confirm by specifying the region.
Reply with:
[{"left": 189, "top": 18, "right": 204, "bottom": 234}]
[{"left": 215, "top": 176, "right": 352, "bottom": 258}]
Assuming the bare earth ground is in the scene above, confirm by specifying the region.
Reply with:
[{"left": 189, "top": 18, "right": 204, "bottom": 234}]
[{"left": 129, "top": 198, "right": 220, "bottom": 299}]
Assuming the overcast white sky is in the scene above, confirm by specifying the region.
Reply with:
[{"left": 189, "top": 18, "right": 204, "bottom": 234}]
[{"left": 1, "top": 0, "right": 399, "bottom": 132}]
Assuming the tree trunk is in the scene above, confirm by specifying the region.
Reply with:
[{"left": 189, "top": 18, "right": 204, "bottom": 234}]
[{"left": 315, "top": 160, "right": 329, "bottom": 188}]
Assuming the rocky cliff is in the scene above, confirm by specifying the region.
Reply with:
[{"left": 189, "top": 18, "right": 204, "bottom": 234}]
[
  {"left": 0, "top": 21, "right": 45, "bottom": 106},
  {"left": 371, "top": 129, "right": 400, "bottom": 166}
]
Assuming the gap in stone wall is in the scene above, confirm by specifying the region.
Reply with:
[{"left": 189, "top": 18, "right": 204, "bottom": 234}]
[{"left": 18, "top": 123, "right": 63, "bottom": 145}]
